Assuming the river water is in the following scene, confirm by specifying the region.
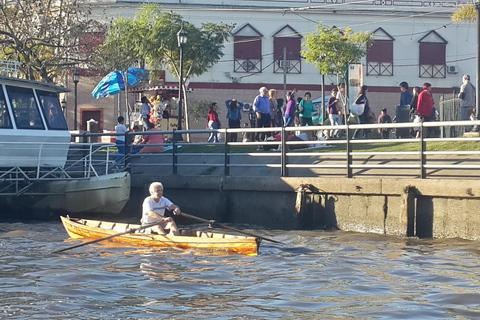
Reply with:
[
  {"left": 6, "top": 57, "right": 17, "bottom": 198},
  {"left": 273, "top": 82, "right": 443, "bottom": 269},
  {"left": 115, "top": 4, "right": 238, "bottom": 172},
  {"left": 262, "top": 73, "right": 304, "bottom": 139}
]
[{"left": 1, "top": 221, "right": 480, "bottom": 319}]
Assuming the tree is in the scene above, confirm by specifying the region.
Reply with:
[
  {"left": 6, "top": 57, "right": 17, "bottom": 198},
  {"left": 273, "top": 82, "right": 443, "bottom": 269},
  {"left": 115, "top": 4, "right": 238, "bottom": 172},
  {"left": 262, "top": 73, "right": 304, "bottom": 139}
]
[
  {"left": 452, "top": 4, "right": 477, "bottom": 23},
  {"left": 97, "top": 3, "right": 233, "bottom": 137},
  {"left": 0, "top": 0, "right": 102, "bottom": 82},
  {"left": 301, "top": 24, "right": 374, "bottom": 82}
]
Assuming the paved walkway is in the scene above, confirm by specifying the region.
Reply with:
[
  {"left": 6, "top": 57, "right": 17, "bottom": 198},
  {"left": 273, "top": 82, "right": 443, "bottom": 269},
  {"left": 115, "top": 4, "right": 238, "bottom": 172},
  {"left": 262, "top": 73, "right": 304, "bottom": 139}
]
[{"left": 127, "top": 151, "right": 480, "bottom": 179}]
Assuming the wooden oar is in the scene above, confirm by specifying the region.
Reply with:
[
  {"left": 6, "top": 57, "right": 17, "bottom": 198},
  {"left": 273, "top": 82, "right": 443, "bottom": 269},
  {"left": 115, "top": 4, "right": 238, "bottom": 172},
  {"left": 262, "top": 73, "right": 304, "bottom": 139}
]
[
  {"left": 53, "top": 220, "right": 166, "bottom": 254},
  {"left": 180, "top": 212, "right": 283, "bottom": 244}
]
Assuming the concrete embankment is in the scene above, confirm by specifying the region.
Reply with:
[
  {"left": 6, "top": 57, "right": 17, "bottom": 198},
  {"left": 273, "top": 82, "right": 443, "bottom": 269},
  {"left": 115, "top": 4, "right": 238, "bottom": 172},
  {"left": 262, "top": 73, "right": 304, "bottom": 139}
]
[{"left": 127, "top": 175, "right": 480, "bottom": 240}]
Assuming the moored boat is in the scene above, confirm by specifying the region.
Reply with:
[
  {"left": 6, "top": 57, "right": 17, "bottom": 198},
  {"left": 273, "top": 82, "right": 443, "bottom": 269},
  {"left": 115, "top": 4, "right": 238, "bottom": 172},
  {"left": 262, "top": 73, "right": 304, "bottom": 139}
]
[
  {"left": 60, "top": 216, "right": 261, "bottom": 255},
  {"left": 0, "top": 72, "right": 130, "bottom": 220}
]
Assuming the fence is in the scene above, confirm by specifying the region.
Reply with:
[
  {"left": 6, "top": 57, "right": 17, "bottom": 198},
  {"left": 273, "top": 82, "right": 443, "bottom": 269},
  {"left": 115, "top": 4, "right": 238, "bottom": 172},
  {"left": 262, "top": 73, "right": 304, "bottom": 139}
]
[{"left": 71, "top": 119, "right": 480, "bottom": 179}]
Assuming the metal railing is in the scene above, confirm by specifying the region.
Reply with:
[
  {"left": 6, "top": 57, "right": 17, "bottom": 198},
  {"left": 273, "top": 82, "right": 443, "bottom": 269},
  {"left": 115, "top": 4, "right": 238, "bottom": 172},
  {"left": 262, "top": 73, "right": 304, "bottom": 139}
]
[
  {"left": 72, "top": 119, "right": 480, "bottom": 179},
  {"left": 0, "top": 142, "right": 118, "bottom": 196}
]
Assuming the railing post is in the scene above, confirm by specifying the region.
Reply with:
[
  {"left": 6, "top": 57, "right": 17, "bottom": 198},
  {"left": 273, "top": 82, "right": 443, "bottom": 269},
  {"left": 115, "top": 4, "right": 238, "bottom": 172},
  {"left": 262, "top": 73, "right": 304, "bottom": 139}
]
[
  {"left": 346, "top": 124, "right": 352, "bottom": 178},
  {"left": 420, "top": 124, "right": 426, "bottom": 179},
  {"left": 224, "top": 129, "right": 230, "bottom": 176},
  {"left": 124, "top": 131, "right": 131, "bottom": 173},
  {"left": 172, "top": 131, "right": 178, "bottom": 175},
  {"left": 281, "top": 126, "right": 287, "bottom": 177}
]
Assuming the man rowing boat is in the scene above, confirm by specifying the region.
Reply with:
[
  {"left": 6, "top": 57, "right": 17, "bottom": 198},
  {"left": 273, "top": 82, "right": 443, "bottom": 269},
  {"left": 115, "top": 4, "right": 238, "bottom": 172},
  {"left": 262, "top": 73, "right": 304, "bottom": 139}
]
[{"left": 141, "top": 182, "right": 181, "bottom": 235}]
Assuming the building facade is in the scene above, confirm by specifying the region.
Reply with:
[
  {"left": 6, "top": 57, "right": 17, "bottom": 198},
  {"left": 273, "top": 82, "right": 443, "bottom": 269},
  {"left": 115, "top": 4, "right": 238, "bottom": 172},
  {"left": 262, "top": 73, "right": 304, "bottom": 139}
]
[{"left": 73, "top": 0, "right": 474, "bottom": 131}]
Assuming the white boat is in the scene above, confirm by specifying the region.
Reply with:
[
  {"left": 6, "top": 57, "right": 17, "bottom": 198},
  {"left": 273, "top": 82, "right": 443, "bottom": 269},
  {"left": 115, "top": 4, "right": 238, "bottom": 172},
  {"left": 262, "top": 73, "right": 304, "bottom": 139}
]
[{"left": 0, "top": 75, "right": 130, "bottom": 219}]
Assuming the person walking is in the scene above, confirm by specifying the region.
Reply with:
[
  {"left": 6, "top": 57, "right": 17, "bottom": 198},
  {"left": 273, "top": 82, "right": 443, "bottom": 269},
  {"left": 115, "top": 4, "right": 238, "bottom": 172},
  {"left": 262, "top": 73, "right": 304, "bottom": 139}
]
[
  {"left": 327, "top": 88, "right": 342, "bottom": 138},
  {"left": 458, "top": 74, "right": 476, "bottom": 132},
  {"left": 417, "top": 83, "right": 435, "bottom": 138},
  {"left": 353, "top": 85, "right": 371, "bottom": 139},
  {"left": 225, "top": 99, "right": 243, "bottom": 142},
  {"left": 207, "top": 103, "right": 221, "bottom": 143},
  {"left": 141, "top": 96, "right": 151, "bottom": 131}
]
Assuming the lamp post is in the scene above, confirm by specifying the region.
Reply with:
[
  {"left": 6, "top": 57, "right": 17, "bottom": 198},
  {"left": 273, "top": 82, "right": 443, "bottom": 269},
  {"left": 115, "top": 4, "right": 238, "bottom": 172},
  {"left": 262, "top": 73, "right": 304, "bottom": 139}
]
[
  {"left": 73, "top": 69, "right": 80, "bottom": 130},
  {"left": 175, "top": 22, "right": 188, "bottom": 142}
]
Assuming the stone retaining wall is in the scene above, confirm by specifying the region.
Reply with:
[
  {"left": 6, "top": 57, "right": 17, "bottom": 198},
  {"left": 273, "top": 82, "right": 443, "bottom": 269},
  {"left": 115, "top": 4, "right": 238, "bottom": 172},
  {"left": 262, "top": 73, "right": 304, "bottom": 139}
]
[{"left": 127, "top": 175, "right": 480, "bottom": 240}]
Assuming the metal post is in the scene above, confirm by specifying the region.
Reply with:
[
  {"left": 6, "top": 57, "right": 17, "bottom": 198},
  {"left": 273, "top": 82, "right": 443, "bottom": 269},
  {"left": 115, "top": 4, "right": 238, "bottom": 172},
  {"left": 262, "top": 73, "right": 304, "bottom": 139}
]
[
  {"left": 73, "top": 70, "right": 80, "bottom": 131},
  {"left": 176, "top": 45, "right": 184, "bottom": 142},
  {"left": 475, "top": 3, "right": 480, "bottom": 131},
  {"left": 172, "top": 137, "right": 178, "bottom": 175},
  {"left": 346, "top": 124, "right": 352, "bottom": 178},
  {"left": 420, "top": 124, "right": 426, "bottom": 179},
  {"left": 74, "top": 81, "right": 78, "bottom": 130},
  {"left": 175, "top": 22, "right": 187, "bottom": 142},
  {"left": 224, "top": 131, "right": 230, "bottom": 176},
  {"left": 281, "top": 126, "right": 287, "bottom": 177},
  {"left": 283, "top": 47, "right": 287, "bottom": 97}
]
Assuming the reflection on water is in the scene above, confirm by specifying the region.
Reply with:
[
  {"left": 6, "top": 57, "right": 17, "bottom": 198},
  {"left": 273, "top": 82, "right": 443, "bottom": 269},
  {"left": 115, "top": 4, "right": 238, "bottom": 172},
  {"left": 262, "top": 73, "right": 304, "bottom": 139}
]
[{"left": 1, "top": 221, "right": 480, "bottom": 319}]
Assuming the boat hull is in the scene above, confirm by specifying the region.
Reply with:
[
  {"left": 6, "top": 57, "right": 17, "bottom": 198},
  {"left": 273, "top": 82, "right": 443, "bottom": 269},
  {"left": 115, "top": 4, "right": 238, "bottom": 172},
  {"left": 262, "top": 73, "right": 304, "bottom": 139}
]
[
  {"left": 0, "top": 172, "right": 130, "bottom": 220},
  {"left": 60, "top": 216, "right": 260, "bottom": 255}
]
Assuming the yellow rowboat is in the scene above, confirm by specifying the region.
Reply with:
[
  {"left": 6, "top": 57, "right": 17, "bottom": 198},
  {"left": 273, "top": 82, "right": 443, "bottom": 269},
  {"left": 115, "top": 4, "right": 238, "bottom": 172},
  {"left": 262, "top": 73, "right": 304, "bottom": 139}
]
[{"left": 59, "top": 216, "right": 261, "bottom": 255}]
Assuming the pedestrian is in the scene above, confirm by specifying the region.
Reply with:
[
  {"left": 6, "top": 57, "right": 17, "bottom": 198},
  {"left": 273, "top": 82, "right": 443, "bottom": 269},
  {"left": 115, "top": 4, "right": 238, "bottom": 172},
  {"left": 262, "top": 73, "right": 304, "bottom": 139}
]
[
  {"left": 458, "top": 74, "right": 476, "bottom": 132},
  {"left": 327, "top": 88, "right": 342, "bottom": 138},
  {"left": 269, "top": 89, "right": 279, "bottom": 129},
  {"left": 353, "top": 85, "right": 371, "bottom": 139},
  {"left": 299, "top": 92, "right": 314, "bottom": 127},
  {"left": 252, "top": 86, "right": 271, "bottom": 144},
  {"left": 417, "top": 82, "right": 435, "bottom": 138},
  {"left": 284, "top": 91, "right": 296, "bottom": 127},
  {"left": 207, "top": 102, "right": 221, "bottom": 143},
  {"left": 114, "top": 116, "right": 128, "bottom": 162},
  {"left": 409, "top": 86, "right": 421, "bottom": 137},
  {"left": 399, "top": 81, "right": 413, "bottom": 107},
  {"left": 225, "top": 99, "right": 243, "bottom": 142},
  {"left": 377, "top": 108, "right": 392, "bottom": 139},
  {"left": 141, "top": 96, "right": 151, "bottom": 131}
]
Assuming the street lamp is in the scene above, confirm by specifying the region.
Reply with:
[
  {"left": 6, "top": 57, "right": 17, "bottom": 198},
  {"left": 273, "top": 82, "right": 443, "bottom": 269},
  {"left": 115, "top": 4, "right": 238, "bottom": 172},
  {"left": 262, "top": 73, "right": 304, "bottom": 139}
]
[
  {"left": 175, "top": 22, "right": 188, "bottom": 142},
  {"left": 73, "top": 69, "right": 80, "bottom": 130}
]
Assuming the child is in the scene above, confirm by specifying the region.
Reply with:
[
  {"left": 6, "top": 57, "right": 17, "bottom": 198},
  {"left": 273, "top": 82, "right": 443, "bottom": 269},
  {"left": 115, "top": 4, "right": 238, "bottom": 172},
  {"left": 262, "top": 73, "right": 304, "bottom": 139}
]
[
  {"left": 115, "top": 116, "right": 127, "bottom": 156},
  {"left": 242, "top": 123, "right": 251, "bottom": 142}
]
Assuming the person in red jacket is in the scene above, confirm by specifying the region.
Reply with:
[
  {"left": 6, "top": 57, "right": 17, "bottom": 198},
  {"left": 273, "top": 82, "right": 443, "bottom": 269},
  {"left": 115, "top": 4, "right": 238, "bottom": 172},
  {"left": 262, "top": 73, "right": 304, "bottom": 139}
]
[
  {"left": 417, "top": 83, "right": 434, "bottom": 120},
  {"left": 416, "top": 83, "right": 435, "bottom": 138}
]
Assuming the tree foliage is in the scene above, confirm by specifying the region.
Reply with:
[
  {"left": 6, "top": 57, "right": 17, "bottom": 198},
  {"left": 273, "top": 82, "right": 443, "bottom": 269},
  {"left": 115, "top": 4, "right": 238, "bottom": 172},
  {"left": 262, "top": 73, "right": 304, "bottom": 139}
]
[
  {"left": 0, "top": 0, "right": 102, "bottom": 82},
  {"left": 98, "top": 3, "right": 233, "bottom": 81},
  {"left": 301, "top": 24, "right": 374, "bottom": 80},
  {"left": 452, "top": 4, "right": 477, "bottom": 23}
]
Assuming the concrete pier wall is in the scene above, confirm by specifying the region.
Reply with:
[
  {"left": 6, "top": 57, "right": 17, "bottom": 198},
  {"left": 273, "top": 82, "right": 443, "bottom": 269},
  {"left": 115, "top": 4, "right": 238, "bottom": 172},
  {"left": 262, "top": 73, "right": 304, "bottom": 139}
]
[{"left": 127, "top": 175, "right": 480, "bottom": 240}]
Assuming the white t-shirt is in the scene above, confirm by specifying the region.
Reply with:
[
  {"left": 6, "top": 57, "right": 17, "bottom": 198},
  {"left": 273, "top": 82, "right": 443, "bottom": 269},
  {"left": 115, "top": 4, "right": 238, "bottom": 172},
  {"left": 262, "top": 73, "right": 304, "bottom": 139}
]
[
  {"left": 141, "top": 196, "right": 173, "bottom": 224},
  {"left": 116, "top": 123, "right": 128, "bottom": 142}
]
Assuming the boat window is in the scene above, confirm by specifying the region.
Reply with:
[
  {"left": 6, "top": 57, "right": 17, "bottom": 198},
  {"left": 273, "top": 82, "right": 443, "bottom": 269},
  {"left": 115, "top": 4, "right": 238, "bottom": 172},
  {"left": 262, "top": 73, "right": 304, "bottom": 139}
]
[
  {"left": 37, "top": 90, "right": 68, "bottom": 130},
  {"left": 0, "top": 85, "right": 12, "bottom": 129},
  {"left": 7, "top": 85, "right": 45, "bottom": 130}
]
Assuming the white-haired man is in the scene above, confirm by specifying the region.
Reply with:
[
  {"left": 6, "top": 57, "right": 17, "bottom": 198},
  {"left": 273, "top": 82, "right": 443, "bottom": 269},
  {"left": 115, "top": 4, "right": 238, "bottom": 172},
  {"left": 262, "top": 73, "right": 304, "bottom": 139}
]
[
  {"left": 252, "top": 86, "right": 271, "bottom": 144},
  {"left": 141, "top": 182, "right": 181, "bottom": 235},
  {"left": 459, "top": 74, "right": 476, "bottom": 132}
]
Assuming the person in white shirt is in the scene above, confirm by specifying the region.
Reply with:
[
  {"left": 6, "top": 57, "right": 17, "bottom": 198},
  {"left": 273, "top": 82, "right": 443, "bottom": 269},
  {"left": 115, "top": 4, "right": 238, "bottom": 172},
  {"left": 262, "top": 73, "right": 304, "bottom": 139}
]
[
  {"left": 141, "top": 182, "right": 181, "bottom": 235},
  {"left": 115, "top": 116, "right": 128, "bottom": 156}
]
